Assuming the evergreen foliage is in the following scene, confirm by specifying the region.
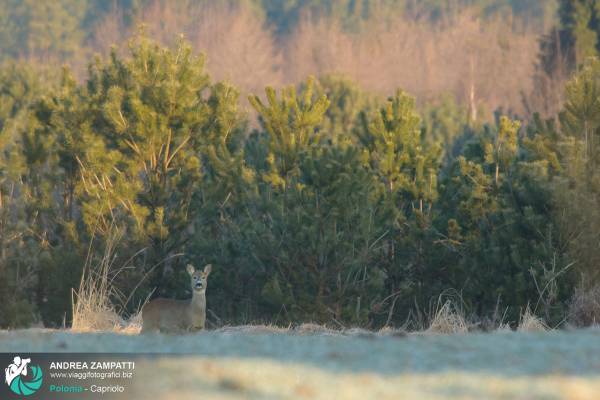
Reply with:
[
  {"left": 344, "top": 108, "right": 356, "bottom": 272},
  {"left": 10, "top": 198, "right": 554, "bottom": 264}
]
[{"left": 0, "top": 26, "right": 598, "bottom": 329}]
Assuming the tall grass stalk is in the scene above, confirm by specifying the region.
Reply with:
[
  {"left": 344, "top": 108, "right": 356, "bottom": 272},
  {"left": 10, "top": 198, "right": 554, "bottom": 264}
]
[{"left": 71, "top": 229, "right": 130, "bottom": 332}]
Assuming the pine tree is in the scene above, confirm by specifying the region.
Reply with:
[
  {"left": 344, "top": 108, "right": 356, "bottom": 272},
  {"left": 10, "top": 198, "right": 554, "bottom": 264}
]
[
  {"left": 437, "top": 114, "right": 575, "bottom": 322},
  {"left": 0, "top": 0, "right": 87, "bottom": 62},
  {"left": 356, "top": 90, "right": 440, "bottom": 214},
  {"left": 545, "top": 0, "right": 600, "bottom": 72},
  {"left": 33, "top": 36, "right": 238, "bottom": 298},
  {"left": 249, "top": 77, "right": 330, "bottom": 189},
  {"left": 247, "top": 78, "right": 381, "bottom": 323},
  {"left": 354, "top": 90, "right": 441, "bottom": 310},
  {"left": 312, "top": 74, "right": 377, "bottom": 146},
  {"left": 0, "top": 62, "right": 63, "bottom": 327},
  {"left": 26, "top": 0, "right": 87, "bottom": 61},
  {"left": 484, "top": 116, "right": 520, "bottom": 185},
  {"left": 552, "top": 59, "right": 600, "bottom": 283},
  {"left": 421, "top": 94, "right": 471, "bottom": 166},
  {"left": 560, "top": 58, "right": 600, "bottom": 166}
]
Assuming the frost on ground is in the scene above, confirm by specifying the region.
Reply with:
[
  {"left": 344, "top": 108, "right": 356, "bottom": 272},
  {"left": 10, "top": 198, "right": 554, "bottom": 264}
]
[{"left": 1, "top": 327, "right": 599, "bottom": 399}]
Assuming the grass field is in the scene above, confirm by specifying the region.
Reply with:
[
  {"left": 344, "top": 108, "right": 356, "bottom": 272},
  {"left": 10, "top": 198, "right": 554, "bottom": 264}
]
[{"left": 2, "top": 326, "right": 599, "bottom": 399}]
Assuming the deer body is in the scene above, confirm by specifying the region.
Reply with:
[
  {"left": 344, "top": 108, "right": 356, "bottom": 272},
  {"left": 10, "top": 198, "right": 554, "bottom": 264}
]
[{"left": 141, "top": 264, "right": 212, "bottom": 333}]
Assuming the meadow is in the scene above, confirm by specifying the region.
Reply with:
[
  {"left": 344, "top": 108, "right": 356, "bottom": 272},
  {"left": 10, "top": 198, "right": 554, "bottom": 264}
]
[{"left": 2, "top": 2, "right": 600, "bottom": 398}]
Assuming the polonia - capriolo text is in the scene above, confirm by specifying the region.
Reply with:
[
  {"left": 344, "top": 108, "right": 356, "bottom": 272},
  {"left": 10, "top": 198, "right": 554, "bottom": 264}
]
[{"left": 49, "top": 361, "right": 135, "bottom": 370}]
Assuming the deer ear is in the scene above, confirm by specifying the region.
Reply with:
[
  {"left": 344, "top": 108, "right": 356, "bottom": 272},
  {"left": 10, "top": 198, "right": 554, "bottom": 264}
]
[
  {"left": 203, "top": 264, "right": 212, "bottom": 275},
  {"left": 186, "top": 264, "right": 195, "bottom": 275}
]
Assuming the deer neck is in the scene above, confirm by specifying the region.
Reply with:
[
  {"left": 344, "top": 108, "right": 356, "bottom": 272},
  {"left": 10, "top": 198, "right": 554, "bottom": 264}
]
[{"left": 190, "top": 290, "right": 206, "bottom": 309}]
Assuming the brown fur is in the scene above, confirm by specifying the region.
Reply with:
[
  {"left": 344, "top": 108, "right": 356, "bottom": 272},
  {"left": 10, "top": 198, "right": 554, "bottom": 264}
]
[{"left": 141, "top": 264, "right": 212, "bottom": 333}]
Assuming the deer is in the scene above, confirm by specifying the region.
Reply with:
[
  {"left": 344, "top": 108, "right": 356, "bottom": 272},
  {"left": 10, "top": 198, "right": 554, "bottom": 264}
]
[{"left": 141, "top": 264, "right": 212, "bottom": 333}]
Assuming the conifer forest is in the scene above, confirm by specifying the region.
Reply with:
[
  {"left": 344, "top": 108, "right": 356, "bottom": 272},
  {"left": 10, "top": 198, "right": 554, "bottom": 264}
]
[{"left": 2, "top": 0, "right": 600, "bottom": 331}]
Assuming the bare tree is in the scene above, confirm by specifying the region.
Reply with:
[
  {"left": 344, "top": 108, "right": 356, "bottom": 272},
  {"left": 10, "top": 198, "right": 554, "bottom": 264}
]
[
  {"left": 190, "top": 2, "right": 283, "bottom": 95},
  {"left": 282, "top": 7, "right": 539, "bottom": 119},
  {"left": 87, "top": 2, "right": 543, "bottom": 120}
]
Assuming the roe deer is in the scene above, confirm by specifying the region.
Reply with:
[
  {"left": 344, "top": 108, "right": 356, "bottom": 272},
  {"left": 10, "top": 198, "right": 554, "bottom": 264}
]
[{"left": 141, "top": 264, "right": 212, "bottom": 333}]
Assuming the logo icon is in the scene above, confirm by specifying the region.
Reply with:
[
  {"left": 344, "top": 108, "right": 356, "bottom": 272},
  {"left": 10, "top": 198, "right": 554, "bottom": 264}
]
[{"left": 5, "top": 356, "right": 43, "bottom": 396}]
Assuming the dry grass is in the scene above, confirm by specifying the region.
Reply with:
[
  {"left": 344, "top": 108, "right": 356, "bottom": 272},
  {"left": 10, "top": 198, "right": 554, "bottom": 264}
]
[
  {"left": 120, "top": 312, "right": 143, "bottom": 335},
  {"left": 66, "top": 227, "right": 556, "bottom": 338},
  {"left": 71, "top": 230, "right": 143, "bottom": 334},
  {"left": 211, "top": 323, "right": 402, "bottom": 337},
  {"left": 378, "top": 326, "right": 409, "bottom": 337},
  {"left": 71, "top": 233, "right": 122, "bottom": 332},
  {"left": 214, "top": 323, "right": 346, "bottom": 336},
  {"left": 426, "top": 300, "right": 469, "bottom": 334},
  {"left": 568, "top": 285, "right": 600, "bottom": 327},
  {"left": 294, "top": 323, "right": 338, "bottom": 335},
  {"left": 518, "top": 306, "right": 548, "bottom": 332},
  {"left": 209, "top": 298, "right": 472, "bottom": 337},
  {"left": 214, "top": 324, "right": 291, "bottom": 335},
  {"left": 211, "top": 324, "right": 406, "bottom": 338}
]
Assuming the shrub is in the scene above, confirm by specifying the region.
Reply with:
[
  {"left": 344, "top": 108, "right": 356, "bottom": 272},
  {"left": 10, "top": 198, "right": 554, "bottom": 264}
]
[
  {"left": 426, "top": 300, "right": 468, "bottom": 334},
  {"left": 568, "top": 285, "right": 600, "bottom": 327}
]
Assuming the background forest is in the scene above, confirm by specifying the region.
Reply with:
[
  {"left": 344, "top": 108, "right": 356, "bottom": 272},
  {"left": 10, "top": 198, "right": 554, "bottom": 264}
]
[{"left": 1, "top": 0, "right": 600, "bottom": 330}]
